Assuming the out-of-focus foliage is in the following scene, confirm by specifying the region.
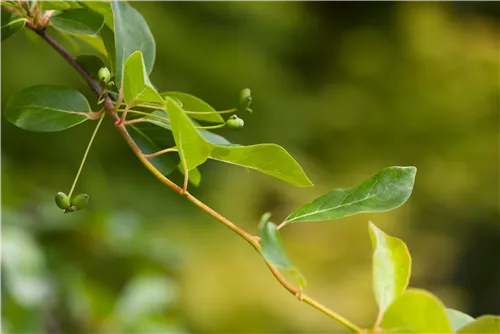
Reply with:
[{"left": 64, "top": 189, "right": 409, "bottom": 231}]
[{"left": 1, "top": 2, "right": 498, "bottom": 333}]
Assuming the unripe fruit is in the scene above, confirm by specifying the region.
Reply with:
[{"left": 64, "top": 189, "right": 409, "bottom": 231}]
[
  {"left": 98, "top": 67, "right": 111, "bottom": 84},
  {"left": 226, "top": 115, "right": 244, "bottom": 130},
  {"left": 55, "top": 192, "right": 70, "bottom": 210},
  {"left": 238, "top": 88, "right": 252, "bottom": 112},
  {"left": 71, "top": 193, "right": 89, "bottom": 211}
]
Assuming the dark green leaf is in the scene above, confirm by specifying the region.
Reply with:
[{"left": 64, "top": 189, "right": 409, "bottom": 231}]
[
  {"left": 447, "top": 309, "right": 474, "bottom": 332},
  {"left": 128, "top": 125, "right": 177, "bottom": 176},
  {"left": 122, "top": 51, "right": 163, "bottom": 105},
  {"left": 259, "top": 214, "right": 293, "bottom": 269},
  {"left": 160, "top": 91, "right": 224, "bottom": 124},
  {"left": 99, "top": 24, "right": 115, "bottom": 71},
  {"left": 164, "top": 98, "right": 211, "bottom": 171},
  {"left": 458, "top": 315, "right": 500, "bottom": 333},
  {"left": 40, "top": 0, "right": 69, "bottom": 11},
  {"left": 283, "top": 166, "right": 416, "bottom": 225},
  {"left": 76, "top": 55, "right": 105, "bottom": 81},
  {"left": 51, "top": 8, "right": 104, "bottom": 35},
  {"left": 369, "top": 222, "right": 411, "bottom": 314},
  {"left": 4, "top": 85, "right": 91, "bottom": 132},
  {"left": 209, "top": 144, "right": 313, "bottom": 187},
  {"left": 112, "top": 1, "right": 155, "bottom": 87},
  {"left": 1, "top": 10, "right": 25, "bottom": 42},
  {"left": 381, "top": 289, "right": 452, "bottom": 333}
]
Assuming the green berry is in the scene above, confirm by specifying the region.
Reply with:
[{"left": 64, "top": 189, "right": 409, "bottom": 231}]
[
  {"left": 238, "top": 88, "right": 252, "bottom": 112},
  {"left": 55, "top": 192, "right": 70, "bottom": 210},
  {"left": 98, "top": 67, "right": 111, "bottom": 84},
  {"left": 226, "top": 115, "right": 244, "bottom": 130},
  {"left": 71, "top": 193, "right": 89, "bottom": 211}
]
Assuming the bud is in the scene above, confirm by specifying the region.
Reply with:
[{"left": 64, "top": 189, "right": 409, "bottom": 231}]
[
  {"left": 55, "top": 192, "right": 70, "bottom": 210},
  {"left": 238, "top": 88, "right": 252, "bottom": 113},
  {"left": 71, "top": 193, "right": 89, "bottom": 211},
  {"left": 226, "top": 115, "right": 244, "bottom": 130},
  {"left": 98, "top": 67, "right": 111, "bottom": 84}
]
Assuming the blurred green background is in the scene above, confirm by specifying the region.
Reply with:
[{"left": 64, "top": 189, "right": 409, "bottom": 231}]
[{"left": 2, "top": 1, "right": 499, "bottom": 333}]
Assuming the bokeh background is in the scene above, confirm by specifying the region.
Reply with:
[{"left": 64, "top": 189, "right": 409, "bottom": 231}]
[{"left": 2, "top": 1, "right": 499, "bottom": 333}]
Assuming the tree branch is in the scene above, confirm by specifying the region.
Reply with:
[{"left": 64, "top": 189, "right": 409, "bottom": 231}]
[{"left": 14, "top": 14, "right": 362, "bottom": 333}]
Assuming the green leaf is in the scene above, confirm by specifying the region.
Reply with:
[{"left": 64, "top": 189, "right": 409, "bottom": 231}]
[
  {"left": 283, "top": 166, "right": 416, "bottom": 225},
  {"left": 142, "top": 110, "right": 232, "bottom": 146},
  {"left": 381, "top": 289, "right": 452, "bottom": 333},
  {"left": 0, "top": 1, "right": 21, "bottom": 10},
  {"left": 198, "top": 129, "right": 232, "bottom": 146},
  {"left": 160, "top": 91, "right": 224, "bottom": 124},
  {"left": 178, "top": 164, "right": 201, "bottom": 187},
  {"left": 40, "top": 0, "right": 70, "bottom": 11},
  {"left": 66, "top": 1, "right": 81, "bottom": 9},
  {"left": 112, "top": 1, "right": 155, "bottom": 88},
  {"left": 76, "top": 54, "right": 105, "bottom": 81},
  {"left": 259, "top": 213, "right": 293, "bottom": 269},
  {"left": 128, "top": 125, "right": 177, "bottom": 176},
  {"left": 99, "top": 24, "right": 115, "bottom": 70},
  {"left": 209, "top": 144, "right": 313, "bottom": 187},
  {"left": 458, "top": 315, "right": 500, "bottom": 333},
  {"left": 4, "top": 85, "right": 91, "bottom": 132},
  {"left": 369, "top": 222, "right": 411, "bottom": 314},
  {"left": 70, "top": 33, "right": 107, "bottom": 55},
  {"left": 122, "top": 51, "right": 163, "bottom": 105},
  {"left": 78, "top": 1, "right": 113, "bottom": 28},
  {"left": 447, "top": 309, "right": 474, "bottom": 332},
  {"left": 51, "top": 8, "right": 104, "bottom": 35},
  {"left": 1, "top": 10, "right": 25, "bottom": 42},
  {"left": 164, "top": 97, "right": 211, "bottom": 171}
]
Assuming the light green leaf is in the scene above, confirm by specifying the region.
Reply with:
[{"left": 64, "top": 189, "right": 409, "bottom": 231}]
[
  {"left": 164, "top": 98, "right": 211, "bottom": 171},
  {"left": 259, "top": 214, "right": 293, "bottom": 269},
  {"left": 160, "top": 91, "right": 224, "bottom": 124},
  {"left": 369, "top": 222, "right": 411, "bottom": 314},
  {"left": 4, "top": 85, "right": 90, "bottom": 132},
  {"left": 128, "top": 125, "right": 177, "bottom": 176},
  {"left": 178, "top": 164, "right": 201, "bottom": 187},
  {"left": 142, "top": 110, "right": 232, "bottom": 146},
  {"left": 112, "top": 1, "right": 155, "bottom": 87},
  {"left": 447, "top": 309, "right": 474, "bottom": 332},
  {"left": 122, "top": 51, "right": 163, "bottom": 105},
  {"left": 458, "top": 315, "right": 500, "bottom": 333},
  {"left": 199, "top": 129, "right": 232, "bottom": 146},
  {"left": 78, "top": 1, "right": 113, "bottom": 28},
  {"left": 209, "top": 144, "right": 313, "bottom": 187},
  {"left": 381, "top": 289, "right": 452, "bottom": 333},
  {"left": 1, "top": 10, "right": 25, "bottom": 42},
  {"left": 61, "top": 0, "right": 82, "bottom": 8},
  {"left": 69, "top": 32, "right": 107, "bottom": 55},
  {"left": 51, "top": 8, "right": 104, "bottom": 35},
  {"left": 40, "top": 0, "right": 69, "bottom": 11},
  {"left": 283, "top": 166, "right": 416, "bottom": 225},
  {"left": 0, "top": 1, "right": 20, "bottom": 10}
]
